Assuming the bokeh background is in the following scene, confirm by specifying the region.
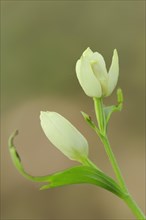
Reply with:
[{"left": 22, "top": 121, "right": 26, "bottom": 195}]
[{"left": 1, "top": 0, "right": 145, "bottom": 219}]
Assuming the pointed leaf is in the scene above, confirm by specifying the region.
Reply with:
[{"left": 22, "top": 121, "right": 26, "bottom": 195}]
[
  {"left": 8, "top": 130, "right": 53, "bottom": 182},
  {"left": 40, "top": 166, "right": 126, "bottom": 199},
  {"left": 104, "top": 88, "right": 124, "bottom": 125},
  {"left": 8, "top": 130, "right": 126, "bottom": 199}
]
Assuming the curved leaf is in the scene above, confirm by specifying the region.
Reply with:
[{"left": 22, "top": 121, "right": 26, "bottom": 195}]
[
  {"left": 8, "top": 130, "right": 126, "bottom": 199},
  {"left": 40, "top": 165, "right": 126, "bottom": 199}
]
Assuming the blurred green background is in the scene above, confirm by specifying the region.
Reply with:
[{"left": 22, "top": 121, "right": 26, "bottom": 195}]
[{"left": 1, "top": 1, "right": 145, "bottom": 219}]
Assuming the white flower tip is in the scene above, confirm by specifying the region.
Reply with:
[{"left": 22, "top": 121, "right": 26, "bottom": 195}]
[
  {"left": 114, "top": 48, "right": 117, "bottom": 53},
  {"left": 40, "top": 111, "right": 44, "bottom": 116},
  {"left": 113, "top": 49, "right": 118, "bottom": 61},
  {"left": 40, "top": 110, "right": 47, "bottom": 117},
  {"left": 40, "top": 111, "right": 51, "bottom": 122},
  {"left": 83, "top": 47, "right": 93, "bottom": 57},
  {"left": 40, "top": 111, "right": 57, "bottom": 119}
]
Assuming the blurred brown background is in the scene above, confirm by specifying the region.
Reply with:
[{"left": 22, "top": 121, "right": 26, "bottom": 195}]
[{"left": 1, "top": 1, "right": 145, "bottom": 219}]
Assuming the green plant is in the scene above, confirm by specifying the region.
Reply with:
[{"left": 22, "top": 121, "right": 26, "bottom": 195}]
[{"left": 9, "top": 48, "right": 145, "bottom": 219}]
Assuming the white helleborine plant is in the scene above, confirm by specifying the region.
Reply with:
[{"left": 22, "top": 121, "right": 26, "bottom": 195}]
[
  {"left": 76, "top": 48, "right": 119, "bottom": 98},
  {"left": 8, "top": 47, "right": 146, "bottom": 219},
  {"left": 40, "top": 111, "right": 88, "bottom": 163}
]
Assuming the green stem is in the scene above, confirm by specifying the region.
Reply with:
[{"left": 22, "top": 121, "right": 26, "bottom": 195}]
[
  {"left": 93, "top": 98, "right": 106, "bottom": 135},
  {"left": 99, "top": 130, "right": 146, "bottom": 220},
  {"left": 93, "top": 97, "right": 146, "bottom": 219},
  {"left": 81, "top": 157, "right": 101, "bottom": 171},
  {"left": 124, "top": 194, "right": 146, "bottom": 220},
  {"left": 101, "top": 135, "right": 127, "bottom": 192},
  {"left": 93, "top": 98, "right": 127, "bottom": 191}
]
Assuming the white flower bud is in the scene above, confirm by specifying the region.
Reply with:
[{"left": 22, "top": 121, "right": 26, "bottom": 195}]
[
  {"left": 40, "top": 111, "right": 88, "bottom": 162},
  {"left": 76, "top": 48, "right": 119, "bottom": 98}
]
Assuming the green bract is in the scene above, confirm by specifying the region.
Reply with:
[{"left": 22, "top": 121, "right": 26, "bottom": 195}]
[
  {"left": 76, "top": 48, "right": 119, "bottom": 98},
  {"left": 40, "top": 111, "right": 88, "bottom": 163}
]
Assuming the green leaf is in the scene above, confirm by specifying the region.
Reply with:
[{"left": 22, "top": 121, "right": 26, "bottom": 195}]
[
  {"left": 104, "top": 88, "right": 123, "bottom": 125},
  {"left": 8, "top": 130, "right": 126, "bottom": 199},
  {"left": 117, "top": 88, "right": 123, "bottom": 104},
  {"left": 8, "top": 130, "right": 52, "bottom": 182},
  {"left": 40, "top": 166, "right": 126, "bottom": 199}
]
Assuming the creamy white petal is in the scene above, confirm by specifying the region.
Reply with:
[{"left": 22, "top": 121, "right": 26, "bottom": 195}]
[
  {"left": 90, "top": 51, "right": 107, "bottom": 78},
  {"left": 75, "top": 59, "right": 81, "bottom": 78},
  {"left": 40, "top": 111, "right": 88, "bottom": 162},
  {"left": 76, "top": 48, "right": 119, "bottom": 98},
  {"left": 106, "top": 49, "right": 119, "bottom": 96},
  {"left": 90, "top": 52, "right": 108, "bottom": 96},
  {"left": 76, "top": 57, "right": 102, "bottom": 97},
  {"left": 83, "top": 47, "right": 93, "bottom": 58}
]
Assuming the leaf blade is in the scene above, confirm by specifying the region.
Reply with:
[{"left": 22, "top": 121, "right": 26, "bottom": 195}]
[
  {"left": 8, "top": 130, "right": 126, "bottom": 199},
  {"left": 40, "top": 166, "right": 126, "bottom": 199}
]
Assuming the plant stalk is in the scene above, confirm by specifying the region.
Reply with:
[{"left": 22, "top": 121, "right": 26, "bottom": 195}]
[
  {"left": 100, "top": 135, "right": 127, "bottom": 192},
  {"left": 124, "top": 194, "right": 146, "bottom": 220},
  {"left": 101, "top": 135, "right": 146, "bottom": 219},
  {"left": 93, "top": 97, "right": 146, "bottom": 219},
  {"left": 93, "top": 97, "right": 106, "bottom": 135}
]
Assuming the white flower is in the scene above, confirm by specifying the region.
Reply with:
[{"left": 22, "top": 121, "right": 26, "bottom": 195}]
[
  {"left": 40, "top": 111, "right": 88, "bottom": 162},
  {"left": 76, "top": 48, "right": 119, "bottom": 98}
]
